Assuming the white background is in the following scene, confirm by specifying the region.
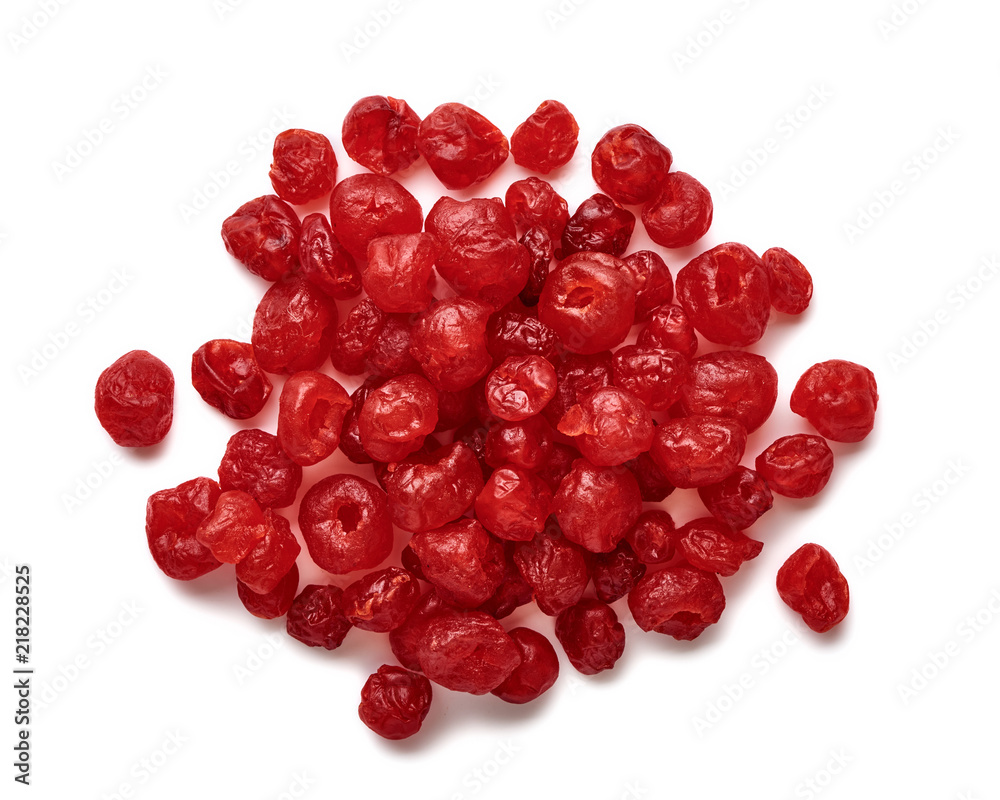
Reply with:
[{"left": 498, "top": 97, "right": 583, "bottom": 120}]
[{"left": 3, "top": 1, "right": 999, "bottom": 798}]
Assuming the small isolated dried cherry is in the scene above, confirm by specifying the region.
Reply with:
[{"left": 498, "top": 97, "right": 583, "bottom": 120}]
[
  {"left": 490, "top": 627, "right": 559, "bottom": 704},
  {"left": 762, "top": 247, "right": 813, "bottom": 314},
  {"left": 641, "top": 171, "right": 713, "bottom": 249},
  {"left": 191, "top": 339, "right": 272, "bottom": 420},
  {"left": 268, "top": 128, "right": 337, "bottom": 204},
  {"left": 756, "top": 434, "right": 835, "bottom": 498},
  {"left": 342, "top": 95, "right": 422, "bottom": 176},
  {"left": 591, "top": 124, "right": 672, "bottom": 206},
  {"left": 286, "top": 584, "right": 352, "bottom": 649},
  {"left": 509, "top": 100, "right": 579, "bottom": 174},
  {"left": 555, "top": 598, "right": 626, "bottom": 675},
  {"left": 359, "top": 665, "right": 433, "bottom": 740},
  {"left": 628, "top": 565, "right": 726, "bottom": 641},
  {"left": 417, "top": 102, "right": 509, "bottom": 189},
  {"left": 95, "top": 350, "right": 174, "bottom": 447},
  {"left": 776, "top": 543, "right": 849, "bottom": 633},
  {"left": 790, "top": 360, "right": 878, "bottom": 443},
  {"left": 221, "top": 195, "right": 300, "bottom": 282},
  {"left": 145, "top": 477, "right": 222, "bottom": 580}
]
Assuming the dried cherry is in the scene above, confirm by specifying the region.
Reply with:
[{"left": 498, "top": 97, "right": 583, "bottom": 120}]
[
  {"left": 755, "top": 434, "right": 835, "bottom": 498},
  {"left": 221, "top": 195, "right": 300, "bottom": 282},
  {"left": 776, "top": 544, "right": 849, "bottom": 633},
  {"left": 417, "top": 103, "right": 509, "bottom": 189},
  {"left": 509, "top": 100, "right": 579, "bottom": 174},
  {"left": 218, "top": 429, "right": 302, "bottom": 509},
  {"left": 358, "top": 665, "right": 432, "bottom": 740},
  {"left": 790, "top": 360, "right": 878, "bottom": 443},
  {"left": 191, "top": 339, "right": 272, "bottom": 420},
  {"left": 268, "top": 128, "right": 337, "bottom": 204},
  {"left": 145, "top": 477, "right": 222, "bottom": 580},
  {"left": 95, "top": 350, "right": 174, "bottom": 447},
  {"left": 555, "top": 598, "right": 626, "bottom": 675},
  {"left": 342, "top": 95, "right": 422, "bottom": 176}
]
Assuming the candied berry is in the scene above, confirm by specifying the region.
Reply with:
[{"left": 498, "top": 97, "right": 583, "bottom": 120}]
[
  {"left": 675, "top": 242, "right": 771, "bottom": 347},
  {"left": 221, "top": 195, "right": 300, "bottom": 282},
  {"left": 756, "top": 434, "right": 835, "bottom": 499},
  {"left": 678, "top": 350, "right": 778, "bottom": 433},
  {"left": 642, "top": 171, "right": 713, "bottom": 249},
  {"left": 535, "top": 442, "right": 581, "bottom": 494},
  {"left": 389, "top": 589, "right": 451, "bottom": 671},
  {"left": 625, "top": 452, "right": 676, "bottom": 503},
  {"left": 675, "top": 517, "right": 763, "bottom": 577},
  {"left": 588, "top": 541, "right": 647, "bottom": 603},
  {"left": 490, "top": 627, "right": 560, "bottom": 704},
  {"left": 625, "top": 509, "right": 677, "bottom": 565},
  {"left": 475, "top": 466, "right": 553, "bottom": 541},
  {"left": 218, "top": 429, "right": 302, "bottom": 509},
  {"left": 191, "top": 339, "right": 272, "bottom": 420},
  {"left": 95, "top": 350, "right": 173, "bottom": 447},
  {"left": 637, "top": 303, "right": 699, "bottom": 360},
  {"left": 621, "top": 250, "right": 674, "bottom": 323},
  {"left": 557, "top": 386, "right": 653, "bottom": 466},
  {"left": 410, "top": 297, "right": 494, "bottom": 391},
  {"left": 145, "top": 477, "right": 222, "bottom": 580},
  {"left": 543, "top": 350, "right": 614, "bottom": 426},
  {"left": 611, "top": 345, "right": 688, "bottom": 413},
  {"left": 538, "top": 252, "right": 635, "bottom": 354},
  {"left": 513, "top": 522, "right": 590, "bottom": 616},
  {"left": 339, "top": 377, "right": 385, "bottom": 464},
  {"left": 386, "top": 442, "right": 484, "bottom": 532},
  {"left": 762, "top": 247, "right": 813, "bottom": 315},
  {"left": 237, "top": 563, "right": 299, "bottom": 620},
  {"left": 358, "top": 373, "right": 438, "bottom": 462},
  {"left": 434, "top": 385, "right": 477, "bottom": 432},
  {"left": 698, "top": 466, "right": 773, "bottom": 530},
  {"left": 518, "top": 226, "right": 554, "bottom": 306},
  {"left": 504, "top": 177, "right": 569, "bottom": 241},
  {"left": 417, "top": 102, "right": 509, "bottom": 190},
  {"left": 252, "top": 275, "right": 338, "bottom": 375},
  {"left": 790, "top": 360, "right": 878, "bottom": 443},
  {"left": 485, "top": 355, "right": 557, "bottom": 421},
  {"left": 359, "top": 665, "right": 433, "bottom": 740},
  {"left": 650, "top": 416, "right": 747, "bottom": 489},
  {"left": 277, "top": 371, "right": 351, "bottom": 467},
  {"left": 552, "top": 458, "right": 642, "bottom": 553},
  {"left": 329, "top": 173, "right": 423, "bottom": 262},
  {"left": 234, "top": 510, "right": 301, "bottom": 594},
  {"left": 486, "top": 310, "right": 560, "bottom": 364},
  {"left": 776, "top": 544, "right": 849, "bottom": 633},
  {"left": 342, "top": 95, "right": 422, "bottom": 176},
  {"left": 409, "top": 520, "right": 505, "bottom": 609},
  {"left": 509, "top": 100, "right": 579, "bottom": 174},
  {"left": 452, "top": 418, "right": 494, "bottom": 480},
  {"left": 560, "top": 194, "right": 635, "bottom": 258},
  {"left": 555, "top": 598, "right": 626, "bottom": 675},
  {"left": 343, "top": 567, "right": 422, "bottom": 632},
  {"left": 268, "top": 128, "right": 337, "bottom": 204},
  {"left": 591, "top": 124, "right": 672, "bottom": 206},
  {"left": 415, "top": 609, "right": 521, "bottom": 694},
  {"left": 476, "top": 543, "right": 534, "bottom": 619},
  {"left": 331, "top": 300, "right": 386, "bottom": 377},
  {"left": 298, "top": 474, "right": 393, "bottom": 574},
  {"left": 628, "top": 565, "right": 726, "bottom": 640},
  {"left": 195, "top": 490, "right": 268, "bottom": 564},
  {"left": 364, "top": 312, "right": 422, "bottom": 378},
  {"left": 296, "top": 213, "right": 361, "bottom": 300},
  {"left": 484, "top": 415, "right": 554, "bottom": 471},
  {"left": 363, "top": 233, "right": 439, "bottom": 313},
  {"left": 286, "top": 584, "right": 352, "bottom": 649}
]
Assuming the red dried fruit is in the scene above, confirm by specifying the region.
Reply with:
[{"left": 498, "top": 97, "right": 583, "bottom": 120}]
[
  {"left": 342, "top": 95, "right": 422, "bottom": 176},
  {"left": 415, "top": 608, "right": 521, "bottom": 694},
  {"left": 513, "top": 523, "right": 589, "bottom": 616},
  {"left": 218, "top": 429, "right": 302, "bottom": 509},
  {"left": 221, "top": 195, "right": 300, "bottom": 282},
  {"left": 364, "top": 312, "right": 422, "bottom": 379},
  {"left": 628, "top": 565, "right": 726, "bottom": 640},
  {"left": 641, "top": 171, "right": 713, "bottom": 249},
  {"left": 277, "top": 371, "right": 351, "bottom": 467},
  {"left": 486, "top": 309, "right": 560, "bottom": 364},
  {"left": 338, "top": 376, "right": 385, "bottom": 464},
  {"left": 538, "top": 252, "right": 635, "bottom": 354},
  {"left": 330, "top": 299, "right": 386, "bottom": 376},
  {"left": 762, "top": 247, "right": 813, "bottom": 314},
  {"left": 237, "top": 563, "right": 299, "bottom": 620},
  {"left": 296, "top": 213, "right": 361, "bottom": 300},
  {"left": 328, "top": 173, "right": 423, "bottom": 262},
  {"left": 697, "top": 466, "right": 773, "bottom": 530},
  {"left": 386, "top": 442, "right": 484, "bottom": 532},
  {"left": 560, "top": 194, "right": 636, "bottom": 258},
  {"left": 490, "top": 627, "right": 559, "bottom": 704},
  {"left": 268, "top": 128, "right": 337, "bottom": 204},
  {"left": 409, "top": 520, "right": 505, "bottom": 608},
  {"left": 484, "top": 415, "right": 554, "bottom": 471},
  {"left": 543, "top": 350, "right": 614, "bottom": 426},
  {"left": 234, "top": 510, "right": 300, "bottom": 594},
  {"left": 552, "top": 458, "right": 642, "bottom": 553},
  {"left": 359, "top": 665, "right": 433, "bottom": 740},
  {"left": 343, "top": 567, "right": 422, "bottom": 632},
  {"left": 358, "top": 373, "right": 439, "bottom": 462},
  {"left": 675, "top": 242, "right": 771, "bottom": 347},
  {"left": 145, "top": 477, "right": 222, "bottom": 580},
  {"left": 625, "top": 452, "right": 676, "bottom": 503},
  {"left": 650, "top": 416, "right": 747, "bottom": 489},
  {"left": 621, "top": 250, "right": 674, "bottom": 323},
  {"left": 591, "top": 124, "right": 672, "bottom": 206},
  {"left": 504, "top": 177, "right": 569, "bottom": 241},
  {"left": 389, "top": 589, "right": 451, "bottom": 671},
  {"left": 298, "top": 474, "right": 393, "bottom": 574},
  {"left": 286, "top": 584, "right": 352, "bottom": 649},
  {"left": 410, "top": 297, "right": 493, "bottom": 391},
  {"left": 434, "top": 385, "right": 477, "bottom": 432},
  {"left": 191, "top": 339, "right": 272, "bottom": 420},
  {"left": 611, "top": 345, "right": 688, "bottom": 412},
  {"left": 417, "top": 102, "right": 509, "bottom": 189},
  {"left": 555, "top": 598, "right": 626, "bottom": 675},
  {"left": 476, "top": 542, "right": 534, "bottom": 619},
  {"left": 536, "top": 442, "right": 581, "bottom": 494},
  {"left": 95, "top": 350, "right": 174, "bottom": 447},
  {"left": 588, "top": 541, "right": 647, "bottom": 603},
  {"left": 509, "top": 100, "right": 579, "bottom": 174},
  {"left": 625, "top": 509, "right": 677, "bottom": 565},
  {"left": 557, "top": 386, "right": 654, "bottom": 466},
  {"left": 518, "top": 226, "right": 554, "bottom": 306},
  {"left": 485, "top": 355, "right": 557, "bottom": 421},
  {"left": 363, "top": 233, "right": 439, "bottom": 313},
  {"left": 677, "top": 350, "right": 778, "bottom": 433},
  {"left": 756, "top": 434, "right": 835, "bottom": 498},
  {"left": 790, "top": 360, "right": 878, "bottom": 443},
  {"left": 475, "top": 466, "right": 553, "bottom": 542},
  {"left": 776, "top": 543, "right": 849, "bottom": 633},
  {"left": 637, "top": 303, "right": 699, "bottom": 360},
  {"left": 195, "top": 490, "right": 268, "bottom": 564},
  {"left": 252, "top": 275, "right": 338, "bottom": 375},
  {"left": 675, "top": 517, "right": 763, "bottom": 577}
]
